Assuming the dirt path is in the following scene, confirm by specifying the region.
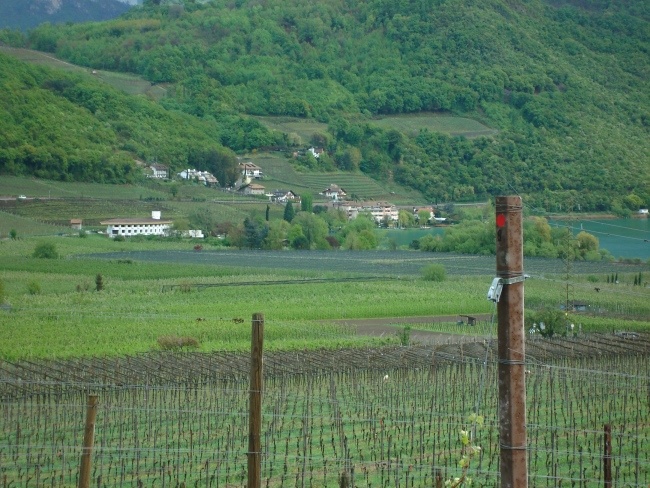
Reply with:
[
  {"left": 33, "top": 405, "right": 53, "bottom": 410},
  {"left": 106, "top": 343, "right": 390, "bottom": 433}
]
[{"left": 324, "top": 314, "right": 493, "bottom": 344}]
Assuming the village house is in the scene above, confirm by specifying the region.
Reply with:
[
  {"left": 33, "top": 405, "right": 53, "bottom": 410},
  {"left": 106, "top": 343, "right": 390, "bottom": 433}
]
[
  {"left": 177, "top": 169, "right": 219, "bottom": 186},
  {"left": 70, "top": 219, "right": 83, "bottom": 230},
  {"left": 239, "top": 183, "right": 266, "bottom": 196},
  {"left": 412, "top": 206, "right": 447, "bottom": 224},
  {"left": 239, "top": 162, "right": 264, "bottom": 179},
  {"left": 341, "top": 202, "right": 399, "bottom": 224},
  {"left": 308, "top": 147, "right": 325, "bottom": 159},
  {"left": 321, "top": 184, "right": 347, "bottom": 201},
  {"left": 100, "top": 211, "right": 172, "bottom": 239},
  {"left": 270, "top": 189, "right": 300, "bottom": 204},
  {"left": 148, "top": 163, "right": 168, "bottom": 179}
]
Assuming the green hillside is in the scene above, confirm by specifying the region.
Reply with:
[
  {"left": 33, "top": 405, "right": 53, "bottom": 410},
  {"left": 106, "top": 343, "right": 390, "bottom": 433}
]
[{"left": 0, "top": 0, "right": 648, "bottom": 213}]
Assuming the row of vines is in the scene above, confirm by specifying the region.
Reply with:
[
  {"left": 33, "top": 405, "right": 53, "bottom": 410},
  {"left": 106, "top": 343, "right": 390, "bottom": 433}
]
[{"left": 1, "top": 347, "right": 649, "bottom": 487}]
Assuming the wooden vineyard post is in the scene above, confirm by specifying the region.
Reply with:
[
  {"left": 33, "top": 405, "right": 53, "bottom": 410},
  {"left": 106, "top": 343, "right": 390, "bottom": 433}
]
[
  {"left": 248, "top": 313, "right": 264, "bottom": 488},
  {"left": 495, "top": 196, "right": 528, "bottom": 488},
  {"left": 604, "top": 424, "right": 612, "bottom": 488},
  {"left": 78, "top": 394, "right": 98, "bottom": 488}
]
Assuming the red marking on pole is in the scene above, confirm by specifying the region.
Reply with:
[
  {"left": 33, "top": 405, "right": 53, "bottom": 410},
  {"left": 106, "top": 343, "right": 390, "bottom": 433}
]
[{"left": 496, "top": 213, "right": 506, "bottom": 228}]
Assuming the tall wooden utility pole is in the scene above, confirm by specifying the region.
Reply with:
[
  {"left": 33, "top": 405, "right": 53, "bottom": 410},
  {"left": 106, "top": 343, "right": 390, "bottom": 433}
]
[
  {"left": 248, "top": 313, "right": 264, "bottom": 488},
  {"left": 495, "top": 196, "right": 528, "bottom": 488}
]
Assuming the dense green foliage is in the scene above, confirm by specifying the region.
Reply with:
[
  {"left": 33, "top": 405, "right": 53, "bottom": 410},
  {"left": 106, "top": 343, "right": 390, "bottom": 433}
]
[
  {"left": 413, "top": 215, "right": 614, "bottom": 260},
  {"left": 0, "top": 52, "right": 281, "bottom": 183},
  {"left": 0, "top": 0, "right": 648, "bottom": 212}
]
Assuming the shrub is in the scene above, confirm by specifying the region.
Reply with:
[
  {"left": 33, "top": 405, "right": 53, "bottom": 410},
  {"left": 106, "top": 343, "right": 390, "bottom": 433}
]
[
  {"left": 397, "top": 325, "right": 411, "bottom": 346},
  {"left": 421, "top": 263, "right": 446, "bottom": 282},
  {"left": 76, "top": 282, "right": 90, "bottom": 292},
  {"left": 32, "top": 242, "right": 58, "bottom": 259},
  {"left": 526, "top": 309, "right": 567, "bottom": 338},
  {"left": 27, "top": 281, "right": 41, "bottom": 295},
  {"left": 157, "top": 335, "right": 200, "bottom": 351},
  {"left": 95, "top": 274, "right": 104, "bottom": 291},
  {"left": 0, "top": 278, "right": 5, "bottom": 303}
]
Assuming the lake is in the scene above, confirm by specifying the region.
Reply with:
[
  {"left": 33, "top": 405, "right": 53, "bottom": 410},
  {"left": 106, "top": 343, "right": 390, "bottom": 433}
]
[
  {"left": 377, "top": 218, "right": 650, "bottom": 260},
  {"left": 549, "top": 217, "right": 650, "bottom": 260}
]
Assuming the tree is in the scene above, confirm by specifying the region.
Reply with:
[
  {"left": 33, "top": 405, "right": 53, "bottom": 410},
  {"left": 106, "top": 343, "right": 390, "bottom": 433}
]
[
  {"left": 243, "top": 217, "right": 268, "bottom": 249},
  {"left": 283, "top": 201, "right": 295, "bottom": 222},
  {"left": 422, "top": 263, "right": 446, "bottom": 282},
  {"left": 300, "top": 192, "right": 313, "bottom": 213},
  {"left": 398, "top": 210, "right": 415, "bottom": 228},
  {"left": 9, "top": 229, "right": 17, "bottom": 240},
  {"left": 32, "top": 242, "right": 58, "bottom": 259},
  {"left": 292, "top": 212, "right": 329, "bottom": 249},
  {"left": 265, "top": 204, "right": 270, "bottom": 222},
  {"left": 95, "top": 273, "right": 104, "bottom": 292},
  {"left": 263, "top": 219, "right": 290, "bottom": 250}
]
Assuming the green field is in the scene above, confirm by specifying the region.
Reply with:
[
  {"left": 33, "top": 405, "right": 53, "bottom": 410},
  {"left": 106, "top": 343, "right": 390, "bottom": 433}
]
[
  {"left": 0, "top": 235, "right": 648, "bottom": 359},
  {"left": 369, "top": 113, "right": 498, "bottom": 138},
  {"left": 0, "top": 46, "right": 166, "bottom": 99}
]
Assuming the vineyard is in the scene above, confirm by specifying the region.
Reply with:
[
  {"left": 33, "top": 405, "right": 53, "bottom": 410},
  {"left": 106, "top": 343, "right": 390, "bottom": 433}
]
[{"left": 1, "top": 335, "right": 649, "bottom": 487}]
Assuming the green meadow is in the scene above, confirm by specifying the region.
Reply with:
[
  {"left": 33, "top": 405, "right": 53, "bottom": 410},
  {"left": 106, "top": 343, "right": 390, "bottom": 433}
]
[{"left": 0, "top": 234, "right": 648, "bottom": 360}]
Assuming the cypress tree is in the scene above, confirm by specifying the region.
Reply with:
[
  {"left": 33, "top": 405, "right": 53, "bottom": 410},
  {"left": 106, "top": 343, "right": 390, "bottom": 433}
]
[{"left": 283, "top": 201, "right": 295, "bottom": 222}]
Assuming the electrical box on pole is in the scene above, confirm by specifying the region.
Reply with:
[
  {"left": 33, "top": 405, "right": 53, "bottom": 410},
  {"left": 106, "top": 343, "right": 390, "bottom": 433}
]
[{"left": 494, "top": 196, "right": 528, "bottom": 488}]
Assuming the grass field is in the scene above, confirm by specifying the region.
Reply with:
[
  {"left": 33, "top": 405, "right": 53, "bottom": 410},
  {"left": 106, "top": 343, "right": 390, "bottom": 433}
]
[
  {"left": 370, "top": 113, "right": 498, "bottom": 138},
  {"left": 0, "top": 235, "right": 648, "bottom": 360},
  {"left": 0, "top": 46, "right": 166, "bottom": 99}
]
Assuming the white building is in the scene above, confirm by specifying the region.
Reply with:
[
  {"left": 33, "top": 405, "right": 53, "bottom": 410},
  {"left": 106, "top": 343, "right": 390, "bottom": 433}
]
[
  {"left": 148, "top": 164, "right": 168, "bottom": 179},
  {"left": 100, "top": 211, "right": 172, "bottom": 238},
  {"left": 177, "top": 169, "right": 219, "bottom": 186},
  {"left": 239, "top": 162, "right": 263, "bottom": 179},
  {"left": 341, "top": 202, "right": 399, "bottom": 224}
]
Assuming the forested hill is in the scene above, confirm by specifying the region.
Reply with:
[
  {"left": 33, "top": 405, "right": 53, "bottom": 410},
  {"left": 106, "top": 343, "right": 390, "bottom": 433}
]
[{"left": 1, "top": 0, "right": 649, "bottom": 213}]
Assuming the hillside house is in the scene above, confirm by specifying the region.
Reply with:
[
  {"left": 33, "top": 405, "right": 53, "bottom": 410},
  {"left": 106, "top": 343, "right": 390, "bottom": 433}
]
[
  {"left": 321, "top": 184, "right": 347, "bottom": 201},
  {"left": 342, "top": 202, "right": 398, "bottom": 224},
  {"left": 239, "top": 162, "right": 263, "bottom": 179},
  {"left": 177, "top": 169, "right": 219, "bottom": 186},
  {"left": 270, "top": 190, "right": 300, "bottom": 204},
  {"left": 100, "top": 211, "right": 172, "bottom": 239},
  {"left": 309, "top": 147, "right": 325, "bottom": 159},
  {"left": 239, "top": 183, "right": 266, "bottom": 196},
  {"left": 148, "top": 164, "right": 168, "bottom": 179},
  {"left": 70, "top": 219, "right": 83, "bottom": 230}
]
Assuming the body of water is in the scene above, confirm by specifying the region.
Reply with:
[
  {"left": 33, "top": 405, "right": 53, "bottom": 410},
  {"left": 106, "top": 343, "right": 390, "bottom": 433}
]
[
  {"left": 378, "top": 218, "right": 649, "bottom": 260},
  {"left": 549, "top": 217, "right": 649, "bottom": 260}
]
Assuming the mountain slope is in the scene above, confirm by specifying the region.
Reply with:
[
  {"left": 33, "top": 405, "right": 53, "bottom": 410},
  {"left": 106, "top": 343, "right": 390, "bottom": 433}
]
[
  {"left": 3, "top": 0, "right": 649, "bottom": 212},
  {"left": 0, "top": 0, "right": 133, "bottom": 32}
]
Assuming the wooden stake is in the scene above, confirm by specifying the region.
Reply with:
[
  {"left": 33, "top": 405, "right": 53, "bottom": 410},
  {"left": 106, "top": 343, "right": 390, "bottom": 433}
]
[
  {"left": 248, "top": 313, "right": 264, "bottom": 488},
  {"left": 78, "top": 394, "right": 98, "bottom": 488}
]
